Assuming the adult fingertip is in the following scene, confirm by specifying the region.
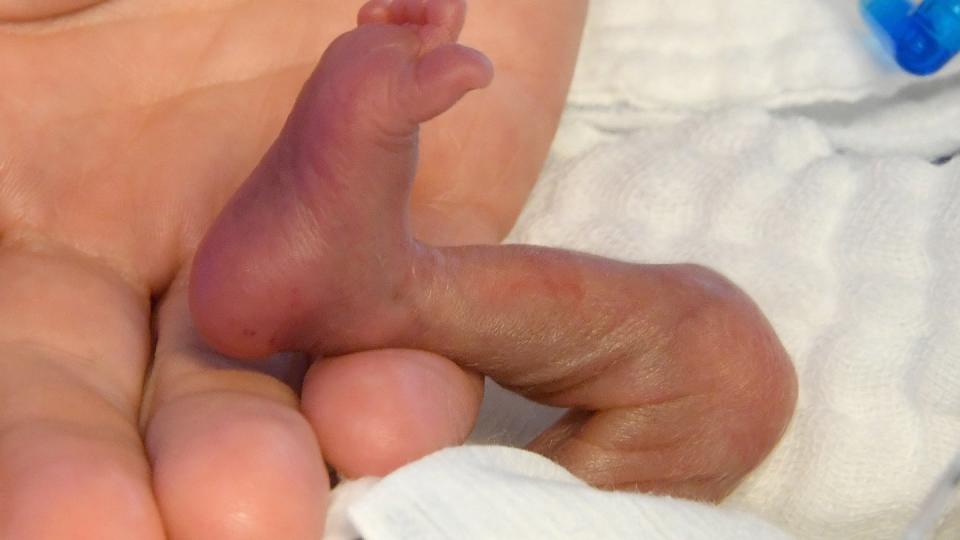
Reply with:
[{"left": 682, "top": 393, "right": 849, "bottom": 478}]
[
  {"left": 302, "top": 349, "right": 483, "bottom": 479},
  {"left": 147, "top": 396, "right": 330, "bottom": 539}
]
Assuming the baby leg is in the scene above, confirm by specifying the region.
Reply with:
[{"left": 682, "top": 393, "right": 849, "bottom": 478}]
[{"left": 190, "top": 0, "right": 797, "bottom": 500}]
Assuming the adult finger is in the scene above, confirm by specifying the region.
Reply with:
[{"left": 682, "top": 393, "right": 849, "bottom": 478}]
[
  {"left": 141, "top": 271, "right": 329, "bottom": 539},
  {"left": 301, "top": 349, "right": 482, "bottom": 479},
  {"left": 0, "top": 245, "right": 164, "bottom": 539}
]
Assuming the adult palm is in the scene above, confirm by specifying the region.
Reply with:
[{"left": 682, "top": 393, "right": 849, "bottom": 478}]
[{"left": 0, "top": 1, "right": 586, "bottom": 538}]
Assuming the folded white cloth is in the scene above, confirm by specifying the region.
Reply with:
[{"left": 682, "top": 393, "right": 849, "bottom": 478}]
[
  {"left": 326, "top": 447, "right": 794, "bottom": 540},
  {"left": 326, "top": 1, "right": 960, "bottom": 538}
]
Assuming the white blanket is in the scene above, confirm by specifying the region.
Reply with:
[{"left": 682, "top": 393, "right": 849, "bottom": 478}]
[
  {"left": 327, "top": 1, "right": 960, "bottom": 538},
  {"left": 327, "top": 446, "right": 794, "bottom": 540}
]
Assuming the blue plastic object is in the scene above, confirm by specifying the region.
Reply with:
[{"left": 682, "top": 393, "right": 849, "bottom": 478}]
[{"left": 863, "top": 0, "right": 960, "bottom": 75}]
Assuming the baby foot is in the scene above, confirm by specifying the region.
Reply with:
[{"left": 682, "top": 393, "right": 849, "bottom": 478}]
[
  {"left": 191, "top": 0, "right": 796, "bottom": 501},
  {"left": 191, "top": 0, "right": 492, "bottom": 358}
]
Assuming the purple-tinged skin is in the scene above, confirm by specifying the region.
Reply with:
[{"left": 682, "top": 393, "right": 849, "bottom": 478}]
[{"left": 191, "top": 0, "right": 798, "bottom": 501}]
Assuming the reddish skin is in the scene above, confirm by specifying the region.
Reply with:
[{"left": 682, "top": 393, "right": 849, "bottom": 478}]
[
  {"left": 303, "top": 349, "right": 482, "bottom": 478},
  {"left": 191, "top": 0, "right": 798, "bottom": 500},
  {"left": 0, "top": 0, "right": 587, "bottom": 536},
  {"left": 1, "top": 0, "right": 589, "bottom": 537}
]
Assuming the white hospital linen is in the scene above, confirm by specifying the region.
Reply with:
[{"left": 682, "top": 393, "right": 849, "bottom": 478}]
[
  {"left": 326, "top": 447, "right": 793, "bottom": 540},
  {"left": 326, "top": 1, "right": 960, "bottom": 538}
]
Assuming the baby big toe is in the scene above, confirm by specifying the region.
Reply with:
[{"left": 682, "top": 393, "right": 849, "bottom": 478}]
[{"left": 403, "top": 43, "right": 493, "bottom": 124}]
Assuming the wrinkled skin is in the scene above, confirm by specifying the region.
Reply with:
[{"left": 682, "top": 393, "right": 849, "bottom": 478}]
[
  {"left": 0, "top": 0, "right": 796, "bottom": 539},
  {"left": 193, "top": 0, "right": 798, "bottom": 509}
]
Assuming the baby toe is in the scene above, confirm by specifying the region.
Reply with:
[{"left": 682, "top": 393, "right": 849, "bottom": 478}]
[
  {"left": 380, "top": 0, "right": 466, "bottom": 50},
  {"left": 358, "top": 0, "right": 393, "bottom": 26},
  {"left": 404, "top": 43, "right": 493, "bottom": 123}
]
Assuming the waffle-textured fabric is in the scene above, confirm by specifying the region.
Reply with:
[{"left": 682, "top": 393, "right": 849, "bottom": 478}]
[{"left": 325, "top": 1, "right": 960, "bottom": 538}]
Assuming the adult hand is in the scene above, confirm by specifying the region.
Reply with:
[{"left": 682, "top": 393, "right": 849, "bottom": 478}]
[{"left": 0, "top": 1, "right": 586, "bottom": 538}]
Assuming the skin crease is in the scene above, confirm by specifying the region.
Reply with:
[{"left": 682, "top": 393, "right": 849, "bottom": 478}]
[
  {"left": 0, "top": 0, "right": 587, "bottom": 538},
  {"left": 0, "top": 0, "right": 107, "bottom": 21},
  {"left": 192, "top": 0, "right": 798, "bottom": 505}
]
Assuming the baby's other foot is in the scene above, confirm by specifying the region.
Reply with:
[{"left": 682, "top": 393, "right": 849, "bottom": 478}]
[{"left": 190, "top": 0, "right": 493, "bottom": 359}]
